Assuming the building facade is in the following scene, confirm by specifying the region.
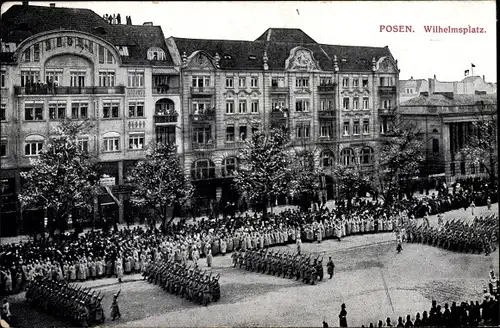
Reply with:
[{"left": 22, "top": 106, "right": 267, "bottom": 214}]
[
  {"left": 399, "top": 92, "right": 497, "bottom": 184},
  {"left": 1, "top": 3, "right": 180, "bottom": 235}
]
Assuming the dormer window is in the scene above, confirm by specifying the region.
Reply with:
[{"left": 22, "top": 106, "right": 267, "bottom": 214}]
[
  {"left": 147, "top": 47, "right": 165, "bottom": 61},
  {"left": 223, "top": 55, "right": 232, "bottom": 60},
  {"left": 248, "top": 55, "right": 256, "bottom": 60},
  {"left": 117, "top": 46, "right": 129, "bottom": 56}
]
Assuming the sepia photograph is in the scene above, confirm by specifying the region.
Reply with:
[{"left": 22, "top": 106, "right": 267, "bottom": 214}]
[{"left": 0, "top": 1, "right": 497, "bottom": 327}]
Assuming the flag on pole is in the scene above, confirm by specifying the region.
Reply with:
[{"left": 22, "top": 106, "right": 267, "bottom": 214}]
[
  {"left": 465, "top": 69, "right": 469, "bottom": 76},
  {"left": 471, "top": 63, "right": 476, "bottom": 67}
]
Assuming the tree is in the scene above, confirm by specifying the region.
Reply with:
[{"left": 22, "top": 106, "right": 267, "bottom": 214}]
[
  {"left": 459, "top": 100, "right": 497, "bottom": 183},
  {"left": 234, "top": 128, "right": 292, "bottom": 217},
  {"left": 374, "top": 124, "right": 425, "bottom": 205},
  {"left": 127, "top": 142, "right": 192, "bottom": 232},
  {"left": 289, "top": 148, "right": 322, "bottom": 211},
  {"left": 19, "top": 119, "right": 100, "bottom": 237},
  {"left": 332, "top": 165, "right": 372, "bottom": 209}
]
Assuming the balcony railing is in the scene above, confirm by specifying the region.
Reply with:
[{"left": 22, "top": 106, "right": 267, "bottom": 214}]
[
  {"left": 14, "top": 85, "right": 125, "bottom": 95},
  {"left": 378, "top": 85, "right": 397, "bottom": 96},
  {"left": 269, "top": 86, "right": 289, "bottom": 94},
  {"left": 318, "top": 84, "right": 336, "bottom": 93},
  {"left": 378, "top": 107, "right": 394, "bottom": 115},
  {"left": 270, "top": 110, "right": 289, "bottom": 121},
  {"left": 154, "top": 114, "right": 178, "bottom": 124},
  {"left": 190, "top": 86, "right": 215, "bottom": 95},
  {"left": 192, "top": 142, "right": 216, "bottom": 151},
  {"left": 153, "top": 85, "right": 180, "bottom": 95},
  {"left": 191, "top": 112, "right": 215, "bottom": 122},
  {"left": 318, "top": 110, "right": 335, "bottom": 119}
]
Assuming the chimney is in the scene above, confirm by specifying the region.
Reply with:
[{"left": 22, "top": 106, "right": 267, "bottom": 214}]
[
  {"left": 50, "top": 3, "right": 55, "bottom": 7},
  {"left": 410, "top": 76, "right": 413, "bottom": 80},
  {"left": 143, "top": 22, "right": 153, "bottom": 26},
  {"left": 483, "top": 75, "right": 485, "bottom": 81},
  {"left": 22, "top": 1, "right": 28, "bottom": 6}
]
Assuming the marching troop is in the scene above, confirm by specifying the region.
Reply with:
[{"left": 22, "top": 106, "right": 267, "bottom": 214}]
[
  {"left": 25, "top": 277, "right": 105, "bottom": 327},
  {"left": 142, "top": 260, "right": 220, "bottom": 306}
]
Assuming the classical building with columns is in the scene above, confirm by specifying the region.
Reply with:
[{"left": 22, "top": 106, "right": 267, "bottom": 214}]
[
  {"left": 399, "top": 92, "right": 497, "bottom": 184},
  {"left": 165, "top": 28, "right": 400, "bottom": 206},
  {"left": 1, "top": 2, "right": 180, "bottom": 235}
]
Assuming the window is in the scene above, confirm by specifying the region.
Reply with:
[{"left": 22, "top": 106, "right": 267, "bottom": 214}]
[
  {"left": 103, "top": 133, "right": 120, "bottom": 152},
  {"left": 128, "top": 70, "right": 144, "bottom": 87},
  {"left": 460, "top": 162, "right": 466, "bottom": 175},
  {"left": 70, "top": 70, "right": 86, "bottom": 87},
  {"left": 77, "top": 137, "right": 89, "bottom": 152},
  {"left": 296, "top": 122, "right": 310, "bottom": 139},
  {"left": 251, "top": 77, "right": 258, "bottom": 88},
  {"left": 128, "top": 101, "right": 144, "bottom": 117},
  {"left": 25, "top": 136, "right": 44, "bottom": 156},
  {"left": 1, "top": 71, "right": 5, "bottom": 88},
  {"left": 156, "top": 99, "right": 175, "bottom": 116},
  {"left": 107, "top": 50, "right": 114, "bottom": 64},
  {"left": 295, "top": 99, "right": 310, "bottom": 112},
  {"left": 271, "top": 77, "right": 285, "bottom": 87},
  {"left": 320, "top": 99, "right": 334, "bottom": 111},
  {"left": 343, "top": 121, "right": 350, "bottom": 136},
  {"left": 24, "top": 101, "right": 44, "bottom": 121},
  {"left": 363, "top": 97, "right": 369, "bottom": 110},
  {"left": 192, "top": 76, "right": 211, "bottom": 87},
  {"left": 192, "top": 100, "right": 212, "bottom": 114},
  {"left": 238, "top": 101, "right": 247, "bottom": 114},
  {"left": 71, "top": 102, "right": 88, "bottom": 119},
  {"left": 251, "top": 100, "right": 259, "bottom": 113},
  {"left": 272, "top": 99, "right": 287, "bottom": 111},
  {"left": 380, "top": 118, "right": 388, "bottom": 134},
  {"left": 49, "top": 101, "right": 66, "bottom": 120},
  {"left": 320, "top": 77, "right": 333, "bottom": 86},
  {"left": 226, "top": 101, "right": 235, "bottom": 114},
  {"left": 380, "top": 76, "right": 394, "bottom": 86},
  {"left": 450, "top": 163, "right": 456, "bottom": 176},
  {"left": 21, "top": 70, "right": 40, "bottom": 87},
  {"left": 191, "top": 159, "right": 215, "bottom": 180},
  {"left": 322, "top": 150, "right": 334, "bottom": 167},
  {"left": 226, "top": 77, "right": 234, "bottom": 88},
  {"left": 360, "top": 147, "right": 374, "bottom": 165},
  {"left": 56, "top": 37, "right": 63, "bottom": 47},
  {"left": 362, "top": 79, "right": 368, "bottom": 88},
  {"left": 239, "top": 125, "right": 248, "bottom": 140},
  {"left": 363, "top": 119, "right": 370, "bottom": 134},
  {"left": 1, "top": 104, "right": 5, "bottom": 120},
  {"left": 342, "top": 78, "right": 349, "bottom": 87},
  {"left": 192, "top": 127, "right": 212, "bottom": 144},
  {"left": 99, "top": 45, "right": 105, "bottom": 63},
  {"left": 226, "top": 125, "right": 235, "bottom": 142},
  {"left": 343, "top": 98, "right": 350, "bottom": 110},
  {"left": 352, "top": 120, "right": 360, "bottom": 135},
  {"left": 353, "top": 98, "right": 359, "bottom": 110},
  {"left": 432, "top": 139, "right": 439, "bottom": 153},
  {"left": 0, "top": 140, "right": 6, "bottom": 157},
  {"left": 88, "top": 41, "right": 94, "bottom": 54},
  {"left": 296, "top": 77, "right": 309, "bottom": 88},
  {"left": 352, "top": 79, "right": 359, "bottom": 87},
  {"left": 99, "top": 71, "right": 115, "bottom": 87},
  {"left": 22, "top": 48, "right": 31, "bottom": 62},
  {"left": 103, "top": 100, "right": 120, "bottom": 118},
  {"left": 129, "top": 133, "right": 145, "bottom": 150},
  {"left": 320, "top": 123, "right": 332, "bottom": 138},
  {"left": 222, "top": 157, "right": 238, "bottom": 177},
  {"left": 239, "top": 77, "right": 246, "bottom": 88},
  {"left": 156, "top": 126, "right": 176, "bottom": 145},
  {"left": 382, "top": 99, "right": 391, "bottom": 109},
  {"left": 45, "top": 69, "right": 63, "bottom": 85},
  {"left": 32, "top": 44, "right": 40, "bottom": 61},
  {"left": 341, "top": 148, "right": 355, "bottom": 166},
  {"left": 147, "top": 47, "right": 166, "bottom": 61},
  {"left": 470, "top": 163, "right": 476, "bottom": 175}
]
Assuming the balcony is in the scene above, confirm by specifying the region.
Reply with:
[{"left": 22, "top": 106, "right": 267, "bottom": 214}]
[
  {"left": 14, "top": 85, "right": 125, "bottom": 95},
  {"left": 270, "top": 110, "right": 289, "bottom": 121},
  {"left": 192, "top": 142, "right": 216, "bottom": 151},
  {"left": 153, "top": 85, "right": 180, "bottom": 95},
  {"left": 269, "top": 86, "right": 289, "bottom": 94},
  {"left": 378, "top": 85, "right": 397, "bottom": 96},
  {"left": 315, "top": 136, "right": 334, "bottom": 144},
  {"left": 154, "top": 114, "right": 178, "bottom": 124},
  {"left": 191, "top": 112, "right": 215, "bottom": 123},
  {"left": 318, "top": 110, "right": 335, "bottom": 119},
  {"left": 318, "top": 84, "right": 336, "bottom": 93},
  {"left": 190, "top": 86, "right": 215, "bottom": 95},
  {"left": 378, "top": 107, "right": 394, "bottom": 115}
]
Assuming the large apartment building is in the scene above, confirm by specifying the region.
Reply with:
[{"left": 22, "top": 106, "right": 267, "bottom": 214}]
[
  {"left": 1, "top": 3, "right": 400, "bottom": 235},
  {"left": 0, "top": 2, "right": 180, "bottom": 235}
]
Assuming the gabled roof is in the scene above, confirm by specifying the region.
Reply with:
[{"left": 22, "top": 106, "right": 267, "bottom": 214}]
[
  {"left": 255, "top": 28, "right": 317, "bottom": 43},
  {"left": 1, "top": 4, "right": 173, "bottom": 65},
  {"left": 401, "top": 93, "right": 497, "bottom": 107}
]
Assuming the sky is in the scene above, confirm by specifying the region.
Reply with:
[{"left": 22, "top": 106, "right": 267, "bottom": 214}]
[{"left": 1, "top": 1, "right": 497, "bottom": 83}]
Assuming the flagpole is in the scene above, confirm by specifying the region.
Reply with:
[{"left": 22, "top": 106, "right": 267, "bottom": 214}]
[{"left": 471, "top": 64, "right": 474, "bottom": 77}]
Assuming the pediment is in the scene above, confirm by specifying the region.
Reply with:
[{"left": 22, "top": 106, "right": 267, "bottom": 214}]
[
  {"left": 285, "top": 47, "right": 320, "bottom": 72},
  {"left": 376, "top": 57, "right": 397, "bottom": 73},
  {"left": 187, "top": 51, "right": 215, "bottom": 70}
]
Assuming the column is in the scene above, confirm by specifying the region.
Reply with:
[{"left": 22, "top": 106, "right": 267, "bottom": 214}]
[
  {"left": 442, "top": 123, "right": 451, "bottom": 183},
  {"left": 117, "top": 161, "right": 124, "bottom": 223}
]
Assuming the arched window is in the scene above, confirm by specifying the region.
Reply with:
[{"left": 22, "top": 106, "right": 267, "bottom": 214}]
[
  {"left": 341, "top": 147, "right": 355, "bottom": 166},
  {"left": 360, "top": 146, "right": 374, "bottom": 165},
  {"left": 25, "top": 134, "right": 45, "bottom": 156},
  {"left": 147, "top": 47, "right": 166, "bottom": 61},
  {"left": 191, "top": 159, "right": 215, "bottom": 180},
  {"left": 321, "top": 150, "right": 334, "bottom": 167},
  {"left": 102, "top": 131, "right": 121, "bottom": 152},
  {"left": 221, "top": 157, "right": 238, "bottom": 177},
  {"left": 155, "top": 98, "right": 175, "bottom": 116}
]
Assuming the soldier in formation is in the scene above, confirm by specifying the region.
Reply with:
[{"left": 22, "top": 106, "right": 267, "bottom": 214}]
[
  {"left": 235, "top": 249, "right": 323, "bottom": 285},
  {"left": 143, "top": 259, "right": 220, "bottom": 306},
  {"left": 403, "top": 214, "right": 498, "bottom": 255},
  {"left": 25, "top": 277, "right": 104, "bottom": 327}
]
